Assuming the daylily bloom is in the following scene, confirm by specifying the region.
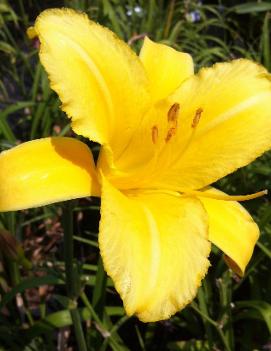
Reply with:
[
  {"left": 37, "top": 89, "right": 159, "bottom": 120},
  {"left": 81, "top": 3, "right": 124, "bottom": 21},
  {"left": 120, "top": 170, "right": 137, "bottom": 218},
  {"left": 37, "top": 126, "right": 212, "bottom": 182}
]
[{"left": 1, "top": 8, "right": 271, "bottom": 322}]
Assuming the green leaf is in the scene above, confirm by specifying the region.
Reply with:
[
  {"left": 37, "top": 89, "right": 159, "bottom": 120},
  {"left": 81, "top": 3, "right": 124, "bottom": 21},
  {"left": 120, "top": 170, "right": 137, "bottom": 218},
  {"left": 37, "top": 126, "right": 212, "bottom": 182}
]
[
  {"left": 167, "top": 340, "right": 210, "bottom": 351},
  {"left": 0, "top": 275, "right": 64, "bottom": 309},
  {"left": 26, "top": 308, "right": 90, "bottom": 338},
  {"left": 0, "top": 102, "right": 35, "bottom": 143},
  {"left": 257, "top": 240, "right": 271, "bottom": 259},
  {"left": 73, "top": 235, "right": 98, "bottom": 248},
  {"left": 235, "top": 300, "right": 271, "bottom": 333},
  {"left": 233, "top": 2, "right": 271, "bottom": 14},
  {"left": 0, "top": 41, "right": 15, "bottom": 54},
  {"left": 261, "top": 11, "right": 271, "bottom": 70}
]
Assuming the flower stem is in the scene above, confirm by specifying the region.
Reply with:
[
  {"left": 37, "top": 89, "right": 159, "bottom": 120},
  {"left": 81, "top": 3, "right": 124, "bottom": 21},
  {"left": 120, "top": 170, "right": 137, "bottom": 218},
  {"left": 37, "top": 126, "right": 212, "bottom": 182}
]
[
  {"left": 92, "top": 256, "right": 107, "bottom": 320},
  {"left": 62, "top": 201, "right": 88, "bottom": 351},
  {"left": 7, "top": 212, "right": 21, "bottom": 287},
  {"left": 164, "top": 0, "right": 175, "bottom": 38},
  {"left": 70, "top": 308, "right": 88, "bottom": 351}
]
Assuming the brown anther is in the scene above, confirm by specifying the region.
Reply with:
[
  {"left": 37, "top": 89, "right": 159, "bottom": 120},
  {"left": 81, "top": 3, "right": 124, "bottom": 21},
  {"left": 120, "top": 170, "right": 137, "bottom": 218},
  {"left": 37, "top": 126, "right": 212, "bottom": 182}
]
[
  {"left": 167, "top": 103, "right": 180, "bottom": 122},
  {"left": 151, "top": 125, "right": 159, "bottom": 144},
  {"left": 165, "top": 127, "right": 177, "bottom": 143},
  {"left": 192, "top": 108, "right": 203, "bottom": 128}
]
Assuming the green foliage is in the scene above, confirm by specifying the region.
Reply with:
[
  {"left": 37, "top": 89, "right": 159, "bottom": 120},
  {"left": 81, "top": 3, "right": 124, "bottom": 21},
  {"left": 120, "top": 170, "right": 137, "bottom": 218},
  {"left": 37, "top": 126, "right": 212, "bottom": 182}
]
[{"left": 0, "top": 0, "right": 271, "bottom": 350}]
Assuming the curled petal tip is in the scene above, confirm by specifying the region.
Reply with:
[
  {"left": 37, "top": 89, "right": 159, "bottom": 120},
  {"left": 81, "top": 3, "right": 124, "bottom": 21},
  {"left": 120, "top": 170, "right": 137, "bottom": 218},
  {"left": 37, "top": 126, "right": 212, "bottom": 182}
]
[{"left": 27, "top": 26, "right": 37, "bottom": 39}]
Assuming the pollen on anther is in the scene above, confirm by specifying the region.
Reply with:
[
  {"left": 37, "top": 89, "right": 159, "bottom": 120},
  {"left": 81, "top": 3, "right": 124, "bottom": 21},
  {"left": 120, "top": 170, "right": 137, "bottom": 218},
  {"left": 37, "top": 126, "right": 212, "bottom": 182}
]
[
  {"left": 151, "top": 125, "right": 159, "bottom": 144},
  {"left": 192, "top": 108, "right": 203, "bottom": 128},
  {"left": 165, "top": 127, "right": 177, "bottom": 143},
  {"left": 168, "top": 103, "right": 180, "bottom": 122}
]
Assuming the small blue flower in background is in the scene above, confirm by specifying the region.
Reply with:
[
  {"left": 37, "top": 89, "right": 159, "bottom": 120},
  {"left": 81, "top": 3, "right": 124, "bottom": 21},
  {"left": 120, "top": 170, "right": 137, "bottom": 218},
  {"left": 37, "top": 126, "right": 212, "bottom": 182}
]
[
  {"left": 186, "top": 0, "right": 202, "bottom": 23},
  {"left": 186, "top": 10, "right": 201, "bottom": 23},
  {"left": 126, "top": 5, "right": 143, "bottom": 17}
]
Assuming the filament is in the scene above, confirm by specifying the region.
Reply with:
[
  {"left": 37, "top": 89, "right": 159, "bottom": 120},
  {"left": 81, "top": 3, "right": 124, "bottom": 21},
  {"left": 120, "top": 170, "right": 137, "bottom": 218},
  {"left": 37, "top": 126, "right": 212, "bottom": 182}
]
[
  {"left": 127, "top": 188, "right": 268, "bottom": 202},
  {"left": 182, "top": 189, "right": 268, "bottom": 201}
]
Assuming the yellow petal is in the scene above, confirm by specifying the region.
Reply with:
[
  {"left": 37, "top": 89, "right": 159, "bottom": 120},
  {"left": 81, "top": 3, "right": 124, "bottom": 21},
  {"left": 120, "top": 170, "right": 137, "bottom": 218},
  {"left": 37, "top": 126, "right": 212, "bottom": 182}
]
[
  {"left": 99, "top": 178, "right": 210, "bottom": 322},
  {"left": 0, "top": 137, "right": 99, "bottom": 211},
  {"left": 140, "top": 37, "right": 194, "bottom": 101},
  {"left": 167, "top": 60, "right": 271, "bottom": 190},
  {"left": 99, "top": 38, "right": 193, "bottom": 186},
  {"left": 199, "top": 188, "right": 259, "bottom": 276},
  {"left": 127, "top": 59, "right": 271, "bottom": 191},
  {"left": 103, "top": 60, "right": 271, "bottom": 192},
  {"left": 32, "top": 8, "right": 150, "bottom": 158}
]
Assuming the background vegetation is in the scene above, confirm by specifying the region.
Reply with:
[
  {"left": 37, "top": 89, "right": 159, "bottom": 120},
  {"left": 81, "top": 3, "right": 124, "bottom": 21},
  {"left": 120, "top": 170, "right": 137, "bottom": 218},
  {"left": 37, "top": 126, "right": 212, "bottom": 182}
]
[{"left": 0, "top": 0, "right": 271, "bottom": 350}]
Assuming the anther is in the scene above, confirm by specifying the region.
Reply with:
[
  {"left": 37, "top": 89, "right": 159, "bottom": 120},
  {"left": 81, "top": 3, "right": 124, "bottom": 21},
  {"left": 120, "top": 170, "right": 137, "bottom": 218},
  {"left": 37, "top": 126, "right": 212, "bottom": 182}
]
[
  {"left": 165, "top": 127, "right": 177, "bottom": 143},
  {"left": 192, "top": 108, "right": 203, "bottom": 128},
  {"left": 167, "top": 103, "right": 180, "bottom": 122},
  {"left": 165, "top": 103, "right": 180, "bottom": 143},
  {"left": 151, "top": 125, "right": 159, "bottom": 144}
]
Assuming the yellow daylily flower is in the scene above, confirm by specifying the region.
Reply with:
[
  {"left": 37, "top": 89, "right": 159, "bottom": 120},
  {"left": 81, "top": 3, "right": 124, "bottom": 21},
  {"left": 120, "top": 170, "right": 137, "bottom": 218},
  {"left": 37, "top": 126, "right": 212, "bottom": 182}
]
[{"left": 1, "top": 8, "right": 271, "bottom": 322}]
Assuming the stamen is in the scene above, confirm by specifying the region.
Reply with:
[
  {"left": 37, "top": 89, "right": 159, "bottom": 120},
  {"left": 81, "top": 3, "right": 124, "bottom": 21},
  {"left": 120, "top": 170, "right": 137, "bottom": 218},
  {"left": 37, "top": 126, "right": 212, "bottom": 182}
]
[
  {"left": 168, "top": 103, "right": 180, "bottom": 122},
  {"left": 183, "top": 189, "right": 268, "bottom": 201},
  {"left": 165, "top": 127, "right": 177, "bottom": 143},
  {"left": 165, "top": 103, "right": 180, "bottom": 143},
  {"left": 125, "top": 188, "right": 267, "bottom": 203},
  {"left": 192, "top": 108, "right": 203, "bottom": 128},
  {"left": 151, "top": 125, "right": 159, "bottom": 144},
  {"left": 177, "top": 107, "right": 204, "bottom": 156}
]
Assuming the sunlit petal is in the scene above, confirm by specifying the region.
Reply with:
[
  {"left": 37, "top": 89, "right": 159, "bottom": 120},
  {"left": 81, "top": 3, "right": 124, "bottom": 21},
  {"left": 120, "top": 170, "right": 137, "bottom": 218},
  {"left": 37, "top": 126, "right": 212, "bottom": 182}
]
[
  {"left": 0, "top": 137, "right": 99, "bottom": 211},
  {"left": 99, "top": 40, "right": 194, "bottom": 185},
  {"left": 140, "top": 37, "right": 194, "bottom": 101},
  {"left": 111, "top": 59, "right": 271, "bottom": 191},
  {"left": 199, "top": 188, "right": 259, "bottom": 276},
  {"left": 159, "top": 59, "right": 271, "bottom": 190},
  {"left": 31, "top": 8, "right": 150, "bottom": 160},
  {"left": 99, "top": 178, "right": 210, "bottom": 322}
]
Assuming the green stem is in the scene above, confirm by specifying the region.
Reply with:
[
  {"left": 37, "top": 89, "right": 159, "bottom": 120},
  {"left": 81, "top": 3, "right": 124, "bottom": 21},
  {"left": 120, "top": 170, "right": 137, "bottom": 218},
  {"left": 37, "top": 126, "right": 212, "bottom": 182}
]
[
  {"left": 80, "top": 292, "right": 124, "bottom": 351},
  {"left": 62, "top": 202, "right": 88, "bottom": 351},
  {"left": 8, "top": 260, "right": 20, "bottom": 286},
  {"left": 164, "top": 0, "right": 176, "bottom": 38},
  {"left": 81, "top": 291, "right": 105, "bottom": 328},
  {"left": 63, "top": 202, "right": 74, "bottom": 295},
  {"left": 7, "top": 212, "right": 20, "bottom": 286},
  {"left": 18, "top": 0, "right": 27, "bottom": 26},
  {"left": 70, "top": 308, "right": 88, "bottom": 351},
  {"left": 191, "top": 302, "right": 231, "bottom": 351},
  {"left": 92, "top": 256, "right": 107, "bottom": 320},
  {"left": 197, "top": 285, "right": 214, "bottom": 348}
]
